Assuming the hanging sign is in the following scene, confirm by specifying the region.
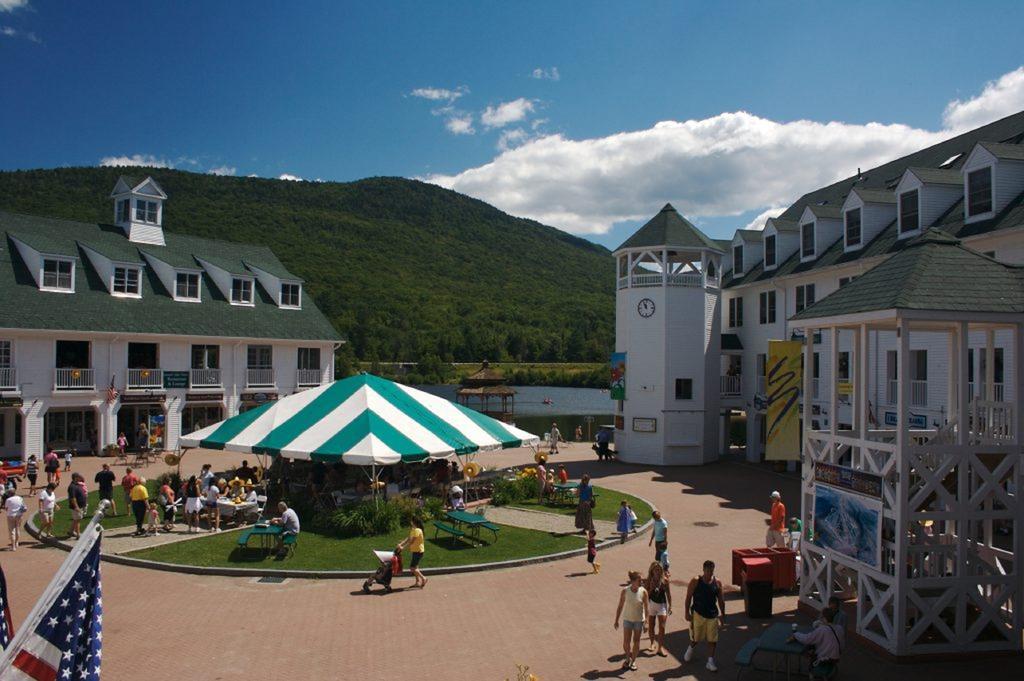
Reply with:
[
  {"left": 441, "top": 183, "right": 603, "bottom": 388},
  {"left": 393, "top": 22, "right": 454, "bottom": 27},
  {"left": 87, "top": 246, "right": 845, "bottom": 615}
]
[
  {"left": 163, "top": 371, "right": 190, "bottom": 389},
  {"left": 766, "top": 340, "right": 802, "bottom": 461},
  {"left": 610, "top": 352, "right": 626, "bottom": 400}
]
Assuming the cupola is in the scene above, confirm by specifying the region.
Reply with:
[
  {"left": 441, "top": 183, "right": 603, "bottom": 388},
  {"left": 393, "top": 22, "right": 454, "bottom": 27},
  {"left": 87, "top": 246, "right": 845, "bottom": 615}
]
[{"left": 111, "top": 175, "right": 167, "bottom": 246}]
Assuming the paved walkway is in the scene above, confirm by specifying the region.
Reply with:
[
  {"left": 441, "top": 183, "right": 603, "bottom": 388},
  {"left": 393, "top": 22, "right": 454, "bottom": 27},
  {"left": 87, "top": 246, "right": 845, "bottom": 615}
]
[
  {"left": 487, "top": 505, "right": 619, "bottom": 539},
  {"left": 4, "top": 447, "right": 1023, "bottom": 679}
]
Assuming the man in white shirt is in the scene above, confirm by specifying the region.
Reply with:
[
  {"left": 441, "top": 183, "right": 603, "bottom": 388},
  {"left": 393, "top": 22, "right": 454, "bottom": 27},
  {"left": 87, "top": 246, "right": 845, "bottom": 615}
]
[
  {"left": 790, "top": 606, "right": 843, "bottom": 672},
  {"left": 4, "top": 490, "right": 27, "bottom": 550},
  {"left": 270, "top": 501, "right": 300, "bottom": 556}
]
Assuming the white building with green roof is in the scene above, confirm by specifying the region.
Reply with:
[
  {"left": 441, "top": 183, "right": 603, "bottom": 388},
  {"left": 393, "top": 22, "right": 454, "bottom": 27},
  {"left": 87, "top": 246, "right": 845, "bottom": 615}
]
[{"left": 0, "top": 176, "right": 340, "bottom": 458}]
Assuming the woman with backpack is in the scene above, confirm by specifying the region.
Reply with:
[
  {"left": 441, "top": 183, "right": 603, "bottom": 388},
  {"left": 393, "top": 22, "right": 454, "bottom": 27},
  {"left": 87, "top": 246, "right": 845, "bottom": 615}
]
[{"left": 183, "top": 476, "right": 203, "bottom": 533}]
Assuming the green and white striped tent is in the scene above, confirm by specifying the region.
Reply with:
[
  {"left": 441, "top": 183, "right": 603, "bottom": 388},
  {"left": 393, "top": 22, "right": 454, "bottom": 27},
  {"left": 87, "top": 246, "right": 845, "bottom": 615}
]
[{"left": 179, "top": 373, "right": 538, "bottom": 466}]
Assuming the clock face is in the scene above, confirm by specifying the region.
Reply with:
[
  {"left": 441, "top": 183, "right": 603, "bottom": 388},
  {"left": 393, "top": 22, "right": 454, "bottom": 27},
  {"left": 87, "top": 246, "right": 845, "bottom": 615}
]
[{"left": 637, "top": 298, "right": 655, "bottom": 318}]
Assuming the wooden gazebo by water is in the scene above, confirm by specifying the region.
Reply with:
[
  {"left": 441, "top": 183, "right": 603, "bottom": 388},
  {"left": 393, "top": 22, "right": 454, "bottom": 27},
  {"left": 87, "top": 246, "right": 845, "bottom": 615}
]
[{"left": 456, "top": 361, "right": 516, "bottom": 423}]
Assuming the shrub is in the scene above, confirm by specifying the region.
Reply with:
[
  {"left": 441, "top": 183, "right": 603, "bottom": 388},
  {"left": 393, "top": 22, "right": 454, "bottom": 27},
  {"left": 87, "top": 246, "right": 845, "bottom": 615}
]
[
  {"left": 421, "top": 495, "right": 445, "bottom": 520},
  {"left": 323, "top": 500, "right": 402, "bottom": 537},
  {"left": 154, "top": 471, "right": 182, "bottom": 493},
  {"left": 491, "top": 477, "right": 536, "bottom": 506},
  {"left": 389, "top": 495, "right": 423, "bottom": 526}
]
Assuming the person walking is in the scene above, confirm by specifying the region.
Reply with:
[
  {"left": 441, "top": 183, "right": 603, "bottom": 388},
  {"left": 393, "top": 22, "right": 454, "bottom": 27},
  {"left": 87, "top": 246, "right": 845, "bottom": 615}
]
[
  {"left": 25, "top": 454, "right": 38, "bottom": 493},
  {"left": 536, "top": 461, "right": 547, "bottom": 503},
  {"left": 136, "top": 421, "right": 150, "bottom": 453},
  {"left": 183, "top": 475, "right": 203, "bottom": 533},
  {"left": 94, "top": 463, "right": 117, "bottom": 516},
  {"left": 574, "top": 424, "right": 583, "bottom": 442},
  {"left": 159, "top": 479, "right": 176, "bottom": 531},
  {"left": 43, "top": 447, "right": 59, "bottom": 486},
  {"left": 67, "top": 473, "right": 88, "bottom": 539},
  {"left": 37, "top": 482, "right": 59, "bottom": 538},
  {"left": 205, "top": 478, "right": 221, "bottom": 532},
  {"left": 587, "top": 528, "right": 600, "bottom": 574},
  {"left": 4, "top": 489, "right": 27, "bottom": 550},
  {"left": 648, "top": 510, "right": 668, "bottom": 561},
  {"left": 549, "top": 422, "right": 562, "bottom": 455},
  {"left": 63, "top": 447, "right": 73, "bottom": 472},
  {"left": 397, "top": 517, "right": 427, "bottom": 588},
  {"left": 120, "top": 467, "right": 139, "bottom": 516},
  {"left": 614, "top": 570, "right": 649, "bottom": 672},
  {"left": 645, "top": 561, "right": 672, "bottom": 656},
  {"left": 684, "top": 560, "right": 726, "bottom": 672},
  {"left": 574, "top": 473, "right": 595, "bottom": 532},
  {"left": 617, "top": 500, "right": 631, "bottom": 544},
  {"left": 130, "top": 477, "right": 149, "bottom": 536},
  {"left": 116, "top": 432, "right": 128, "bottom": 458},
  {"left": 766, "top": 490, "right": 788, "bottom": 548}
]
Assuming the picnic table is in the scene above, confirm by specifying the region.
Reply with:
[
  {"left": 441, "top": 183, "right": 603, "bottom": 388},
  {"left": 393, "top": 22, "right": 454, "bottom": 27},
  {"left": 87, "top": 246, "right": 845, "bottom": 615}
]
[
  {"left": 755, "top": 622, "right": 810, "bottom": 680},
  {"left": 238, "top": 523, "right": 283, "bottom": 552},
  {"left": 217, "top": 499, "right": 257, "bottom": 525},
  {"left": 445, "top": 509, "right": 499, "bottom": 544},
  {"left": 550, "top": 481, "right": 579, "bottom": 504}
]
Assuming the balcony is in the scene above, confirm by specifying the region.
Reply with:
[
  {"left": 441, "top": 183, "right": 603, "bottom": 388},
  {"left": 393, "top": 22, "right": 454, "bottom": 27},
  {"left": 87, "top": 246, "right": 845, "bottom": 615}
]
[
  {"left": 55, "top": 368, "right": 94, "bottom": 391},
  {"left": 887, "top": 379, "right": 928, "bottom": 407},
  {"left": 247, "top": 367, "right": 275, "bottom": 388},
  {"left": 190, "top": 368, "right": 222, "bottom": 388},
  {"left": 621, "top": 272, "right": 704, "bottom": 288},
  {"left": 969, "top": 381, "right": 1005, "bottom": 402},
  {"left": 126, "top": 368, "right": 163, "bottom": 391},
  {"left": 296, "top": 369, "right": 323, "bottom": 387},
  {"left": 720, "top": 375, "right": 741, "bottom": 397},
  {"left": 0, "top": 367, "right": 16, "bottom": 391}
]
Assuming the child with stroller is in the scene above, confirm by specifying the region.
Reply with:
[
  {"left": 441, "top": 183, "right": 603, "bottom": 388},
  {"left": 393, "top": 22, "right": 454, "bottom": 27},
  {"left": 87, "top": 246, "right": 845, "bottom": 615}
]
[{"left": 363, "top": 547, "right": 402, "bottom": 594}]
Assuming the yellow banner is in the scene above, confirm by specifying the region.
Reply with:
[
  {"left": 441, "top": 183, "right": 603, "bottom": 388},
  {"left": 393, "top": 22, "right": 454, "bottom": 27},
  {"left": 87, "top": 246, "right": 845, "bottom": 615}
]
[{"left": 766, "top": 340, "right": 803, "bottom": 461}]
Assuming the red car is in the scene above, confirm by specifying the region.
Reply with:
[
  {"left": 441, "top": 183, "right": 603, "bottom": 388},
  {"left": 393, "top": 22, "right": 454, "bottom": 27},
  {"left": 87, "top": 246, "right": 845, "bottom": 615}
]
[{"left": 1, "top": 459, "right": 26, "bottom": 481}]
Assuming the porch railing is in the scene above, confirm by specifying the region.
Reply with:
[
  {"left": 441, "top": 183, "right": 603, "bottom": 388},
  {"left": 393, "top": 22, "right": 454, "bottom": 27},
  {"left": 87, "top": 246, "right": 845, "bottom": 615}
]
[
  {"left": 720, "top": 375, "right": 741, "bottom": 397},
  {"left": 887, "top": 379, "right": 928, "bottom": 407},
  {"left": 54, "top": 368, "right": 94, "bottom": 391},
  {"left": 0, "top": 367, "right": 15, "bottom": 390},
  {"left": 296, "top": 369, "right": 322, "bottom": 387},
  {"left": 126, "top": 368, "right": 163, "bottom": 390},
  {"left": 190, "top": 368, "right": 221, "bottom": 388},
  {"left": 970, "top": 400, "right": 1015, "bottom": 444},
  {"left": 969, "top": 381, "right": 1005, "bottom": 402},
  {"left": 246, "top": 367, "right": 275, "bottom": 388}
]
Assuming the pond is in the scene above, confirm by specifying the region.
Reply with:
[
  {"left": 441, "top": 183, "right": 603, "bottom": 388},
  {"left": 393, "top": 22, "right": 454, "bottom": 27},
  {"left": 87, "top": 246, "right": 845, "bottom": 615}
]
[{"left": 416, "top": 385, "right": 614, "bottom": 441}]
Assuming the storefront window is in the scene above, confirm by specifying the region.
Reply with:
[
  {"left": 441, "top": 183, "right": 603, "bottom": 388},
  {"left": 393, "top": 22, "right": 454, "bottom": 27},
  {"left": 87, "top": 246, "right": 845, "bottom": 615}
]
[
  {"left": 44, "top": 409, "right": 96, "bottom": 449},
  {"left": 182, "top": 405, "right": 223, "bottom": 435}
]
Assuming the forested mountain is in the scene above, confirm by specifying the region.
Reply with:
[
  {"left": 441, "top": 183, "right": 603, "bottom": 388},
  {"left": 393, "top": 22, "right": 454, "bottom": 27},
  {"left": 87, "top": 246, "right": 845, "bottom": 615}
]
[{"left": 0, "top": 168, "right": 615, "bottom": 364}]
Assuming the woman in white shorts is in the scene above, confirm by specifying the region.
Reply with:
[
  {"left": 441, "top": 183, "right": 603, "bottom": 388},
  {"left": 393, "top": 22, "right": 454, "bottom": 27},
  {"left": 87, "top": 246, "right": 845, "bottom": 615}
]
[
  {"left": 183, "top": 476, "right": 204, "bottom": 533},
  {"left": 645, "top": 561, "right": 672, "bottom": 656},
  {"left": 37, "top": 483, "right": 59, "bottom": 538},
  {"left": 4, "top": 490, "right": 27, "bottom": 550},
  {"left": 614, "top": 570, "right": 649, "bottom": 671}
]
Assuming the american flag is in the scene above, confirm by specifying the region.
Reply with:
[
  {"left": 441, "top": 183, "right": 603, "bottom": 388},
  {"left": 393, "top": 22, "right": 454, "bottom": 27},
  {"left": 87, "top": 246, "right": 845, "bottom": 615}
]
[
  {"left": 105, "top": 376, "right": 118, "bottom": 405},
  {"left": 1, "top": 536, "right": 103, "bottom": 680},
  {"left": 0, "top": 564, "right": 12, "bottom": 649}
]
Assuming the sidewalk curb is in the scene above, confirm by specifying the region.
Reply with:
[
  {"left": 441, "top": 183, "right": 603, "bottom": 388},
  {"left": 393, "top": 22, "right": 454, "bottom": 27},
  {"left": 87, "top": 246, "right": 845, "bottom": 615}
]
[{"left": 25, "top": 492, "right": 655, "bottom": 579}]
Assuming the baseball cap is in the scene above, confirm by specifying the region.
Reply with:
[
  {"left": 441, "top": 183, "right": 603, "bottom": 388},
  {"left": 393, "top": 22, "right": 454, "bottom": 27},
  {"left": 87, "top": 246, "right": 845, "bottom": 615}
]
[{"left": 770, "top": 490, "right": 781, "bottom": 499}]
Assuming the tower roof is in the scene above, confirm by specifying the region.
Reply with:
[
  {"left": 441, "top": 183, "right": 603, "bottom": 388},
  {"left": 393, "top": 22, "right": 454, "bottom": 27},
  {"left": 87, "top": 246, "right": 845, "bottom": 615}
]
[{"left": 615, "top": 203, "right": 723, "bottom": 252}]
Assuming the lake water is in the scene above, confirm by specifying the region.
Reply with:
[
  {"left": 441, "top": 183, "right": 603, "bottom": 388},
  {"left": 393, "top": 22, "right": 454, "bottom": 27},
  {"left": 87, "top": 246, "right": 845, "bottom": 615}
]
[{"left": 416, "top": 385, "right": 614, "bottom": 440}]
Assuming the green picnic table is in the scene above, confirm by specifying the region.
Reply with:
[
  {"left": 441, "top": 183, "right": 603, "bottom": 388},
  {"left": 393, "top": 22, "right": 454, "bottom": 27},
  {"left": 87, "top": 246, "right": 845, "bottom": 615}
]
[
  {"left": 445, "top": 510, "right": 500, "bottom": 544},
  {"left": 551, "top": 481, "right": 580, "bottom": 505},
  {"left": 237, "top": 523, "right": 283, "bottom": 552}
]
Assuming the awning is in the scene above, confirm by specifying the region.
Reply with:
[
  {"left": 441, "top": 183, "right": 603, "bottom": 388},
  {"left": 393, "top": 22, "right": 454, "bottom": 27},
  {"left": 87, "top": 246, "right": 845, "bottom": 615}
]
[
  {"left": 721, "top": 333, "right": 743, "bottom": 351},
  {"left": 179, "top": 373, "right": 538, "bottom": 466}
]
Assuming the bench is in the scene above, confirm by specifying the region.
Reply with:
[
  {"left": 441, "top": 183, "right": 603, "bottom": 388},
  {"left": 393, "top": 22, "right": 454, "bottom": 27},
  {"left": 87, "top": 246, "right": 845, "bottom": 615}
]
[
  {"left": 478, "top": 520, "right": 501, "bottom": 541},
  {"left": 282, "top": 533, "right": 298, "bottom": 556},
  {"left": 809, "top": 660, "right": 838, "bottom": 679},
  {"left": 236, "top": 530, "right": 254, "bottom": 547},
  {"left": 734, "top": 637, "right": 760, "bottom": 679},
  {"left": 432, "top": 521, "right": 466, "bottom": 544}
]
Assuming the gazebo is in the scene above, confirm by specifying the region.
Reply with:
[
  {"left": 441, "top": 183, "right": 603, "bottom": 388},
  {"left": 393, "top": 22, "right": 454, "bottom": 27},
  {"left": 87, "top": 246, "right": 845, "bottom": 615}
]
[
  {"left": 456, "top": 360, "right": 516, "bottom": 423},
  {"left": 790, "top": 232, "right": 1023, "bottom": 657}
]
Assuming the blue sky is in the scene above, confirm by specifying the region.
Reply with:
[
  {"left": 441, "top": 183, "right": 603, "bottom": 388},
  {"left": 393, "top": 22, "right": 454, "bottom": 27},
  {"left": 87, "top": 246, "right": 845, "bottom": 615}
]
[{"left": 2, "top": 1, "right": 1024, "bottom": 248}]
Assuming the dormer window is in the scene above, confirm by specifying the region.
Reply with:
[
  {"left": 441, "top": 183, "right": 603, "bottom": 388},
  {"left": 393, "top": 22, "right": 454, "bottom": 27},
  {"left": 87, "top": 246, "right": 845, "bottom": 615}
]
[
  {"left": 42, "top": 258, "right": 73, "bottom": 292},
  {"left": 135, "top": 200, "right": 159, "bottom": 224},
  {"left": 845, "top": 208, "right": 861, "bottom": 247},
  {"left": 230, "top": 277, "right": 254, "bottom": 305},
  {"left": 733, "top": 244, "right": 744, "bottom": 274},
  {"left": 967, "top": 167, "right": 993, "bottom": 216},
  {"left": 175, "top": 272, "right": 200, "bottom": 301},
  {"left": 280, "top": 282, "right": 301, "bottom": 308},
  {"left": 800, "top": 222, "right": 815, "bottom": 258},
  {"left": 764, "top": 234, "right": 777, "bottom": 268},
  {"left": 112, "top": 266, "right": 140, "bottom": 296},
  {"left": 116, "top": 199, "right": 130, "bottom": 223},
  {"left": 899, "top": 189, "right": 920, "bottom": 234}
]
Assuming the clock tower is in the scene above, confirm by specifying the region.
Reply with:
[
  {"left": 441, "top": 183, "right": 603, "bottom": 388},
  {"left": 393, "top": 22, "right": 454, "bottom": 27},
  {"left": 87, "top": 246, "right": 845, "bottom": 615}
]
[{"left": 612, "top": 204, "right": 724, "bottom": 465}]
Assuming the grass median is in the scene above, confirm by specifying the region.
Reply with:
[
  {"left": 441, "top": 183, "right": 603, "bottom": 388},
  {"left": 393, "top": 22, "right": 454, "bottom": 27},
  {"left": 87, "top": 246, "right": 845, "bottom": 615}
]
[{"left": 509, "top": 485, "right": 653, "bottom": 523}]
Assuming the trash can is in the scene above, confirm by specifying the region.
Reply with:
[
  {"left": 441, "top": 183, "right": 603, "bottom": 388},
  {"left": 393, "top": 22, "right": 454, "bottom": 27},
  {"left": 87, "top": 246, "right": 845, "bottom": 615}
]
[{"left": 742, "top": 557, "right": 774, "bottom": 618}]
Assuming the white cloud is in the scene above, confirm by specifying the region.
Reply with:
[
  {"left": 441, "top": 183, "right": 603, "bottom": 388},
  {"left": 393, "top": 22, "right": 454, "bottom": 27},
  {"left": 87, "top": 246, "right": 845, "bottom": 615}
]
[
  {"left": 497, "top": 128, "right": 529, "bottom": 151},
  {"left": 1, "top": 24, "right": 39, "bottom": 42},
  {"left": 444, "top": 112, "right": 475, "bottom": 136},
  {"left": 943, "top": 66, "right": 1024, "bottom": 132},
  {"left": 409, "top": 86, "right": 467, "bottom": 103},
  {"left": 481, "top": 98, "right": 536, "bottom": 129},
  {"left": 743, "top": 206, "right": 787, "bottom": 231},
  {"left": 0, "top": 0, "right": 28, "bottom": 11},
  {"left": 425, "top": 66, "right": 1024, "bottom": 235},
  {"left": 207, "top": 165, "right": 237, "bottom": 176},
  {"left": 278, "top": 173, "right": 303, "bottom": 182},
  {"left": 531, "top": 67, "right": 560, "bottom": 81},
  {"left": 99, "top": 154, "right": 171, "bottom": 168}
]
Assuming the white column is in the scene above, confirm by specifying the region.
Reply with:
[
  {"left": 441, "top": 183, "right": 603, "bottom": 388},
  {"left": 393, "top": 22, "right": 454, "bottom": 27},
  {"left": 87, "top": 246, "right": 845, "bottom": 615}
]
[
  {"left": 985, "top": 328, "right": 996, "bottom": 401},
  {"left": 947, "top": 327, "right": 958, "bottom": 428},
  {"left": 803, "top": 327, "right": 814, "bottom": 439},
  {"left": 830, "top": 327, "right": 839, "bottom": 442},
  {"left": 894, "top": 316, "right": 911, "bottom": 654},
  {"left": 857, "top": 324, "right": 869, "bottom": 441},
  {"left": 958, "top": 322, "right": 970, "bottom": 446}
]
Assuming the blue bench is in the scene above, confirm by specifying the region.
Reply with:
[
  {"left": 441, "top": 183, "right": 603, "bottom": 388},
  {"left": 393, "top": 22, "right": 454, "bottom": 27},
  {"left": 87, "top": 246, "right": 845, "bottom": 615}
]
[
  {"left": 282, "top": 533, "right": 298, "bottom": 555},
  {"left": 432, "top": 521, "right": 466, "bottom": 544},
  {"left": 734, "top": 637, "right": 760, "bottom": 679},
  {"left": 236, "top": 530, "right": 253, "bottom": 547},
  {"left": 478, "top": 520, "right": 501, "bottom": 541}
]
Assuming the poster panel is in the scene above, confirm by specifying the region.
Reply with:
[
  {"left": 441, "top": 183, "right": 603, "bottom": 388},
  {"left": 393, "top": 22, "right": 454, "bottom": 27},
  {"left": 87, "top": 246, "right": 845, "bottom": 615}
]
[
  {"left": 766, "top": 340, "right": 802, "bottom": 461},
  {"left": 610, "top": 352, "right": 626, "bottom": 400},
  {"left": 813, "top": 484, "right": 882, "bottom": 569}
]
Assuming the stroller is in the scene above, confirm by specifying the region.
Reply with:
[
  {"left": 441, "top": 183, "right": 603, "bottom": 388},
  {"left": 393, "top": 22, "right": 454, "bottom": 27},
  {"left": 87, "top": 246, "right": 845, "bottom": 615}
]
[{"left": 362, "top": 548, "right": 402, "bottom": 594}]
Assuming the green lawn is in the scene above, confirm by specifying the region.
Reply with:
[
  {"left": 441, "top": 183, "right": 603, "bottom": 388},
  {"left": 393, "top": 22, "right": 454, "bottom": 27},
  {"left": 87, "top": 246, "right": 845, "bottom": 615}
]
[
  {"left": 43, "top": 480, "right": 161, "bottom": 535},
  {"left": 125, "top": 523, "right": 585, "bottom": 571},
  {"left": 509, "top": 485, "right": 653, "bottom": 523}
]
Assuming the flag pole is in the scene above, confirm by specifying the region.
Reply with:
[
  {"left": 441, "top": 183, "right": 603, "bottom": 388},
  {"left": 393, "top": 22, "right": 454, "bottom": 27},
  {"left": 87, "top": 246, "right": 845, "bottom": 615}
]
[{"left": 0, "top": 500, "right": 110, "bottom": 672}]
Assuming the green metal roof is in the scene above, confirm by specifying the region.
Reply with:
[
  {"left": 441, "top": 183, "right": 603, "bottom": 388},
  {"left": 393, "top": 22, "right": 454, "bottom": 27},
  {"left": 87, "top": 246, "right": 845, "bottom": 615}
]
[
  {"left": 616, "top": 203, "right": 723, "bottom": 252},
  {"left": 907, "top": 167, "right": 962, "bottom": 186},
  {"left": 791, "top": 231, "right": 1024, "bottom": 320},
  {"left": 0, "top": 210, "right": 339, "bottom": 341},
  {"left": 851, "top": 188, "right": 897, "bottom": 205},
  {"left": 981, "top": 141, "right": 1024, "bottom": 161}
]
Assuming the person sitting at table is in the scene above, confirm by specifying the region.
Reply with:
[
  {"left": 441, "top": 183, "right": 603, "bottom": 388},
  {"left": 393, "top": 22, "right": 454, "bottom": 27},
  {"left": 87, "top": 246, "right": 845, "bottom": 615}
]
[
  {"left": 448, "top": 485, "right": 466, "bottom": 511},
  {"left": 227, "top": 476, "right": 246, "bottom": 498},
  {"left": 269, "top": 501, "right": 301, "bottom": 556},
  {"left": 816, "top": 596, "right": 848, "bottom": 640},
  {"left": 790, "top": 605, "right": 843, "bottom": 676},
  {"left": 557, "top": 464, "right": 569, "bottom": 484},
  {"left": 237, "top": 460, "right": 256, "bottom": 483},
  {"left": 244, "top": 483, "right": 259, "bottom": 504}
]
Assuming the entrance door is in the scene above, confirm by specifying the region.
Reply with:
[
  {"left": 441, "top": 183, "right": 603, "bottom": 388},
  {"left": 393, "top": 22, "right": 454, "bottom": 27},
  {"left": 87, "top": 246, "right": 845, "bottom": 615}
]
[{"left": 117, "top": 405, "right": 166, "bottom": 450}]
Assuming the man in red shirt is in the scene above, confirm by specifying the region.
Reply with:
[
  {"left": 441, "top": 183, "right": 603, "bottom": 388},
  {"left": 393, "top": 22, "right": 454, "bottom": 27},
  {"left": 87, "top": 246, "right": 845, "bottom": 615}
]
[
  {"left": 121, "top": 467, "right": 139, "bottom": 516},
  {"left": 766, "top": 490, "right": 788, "bottom": 548}
]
